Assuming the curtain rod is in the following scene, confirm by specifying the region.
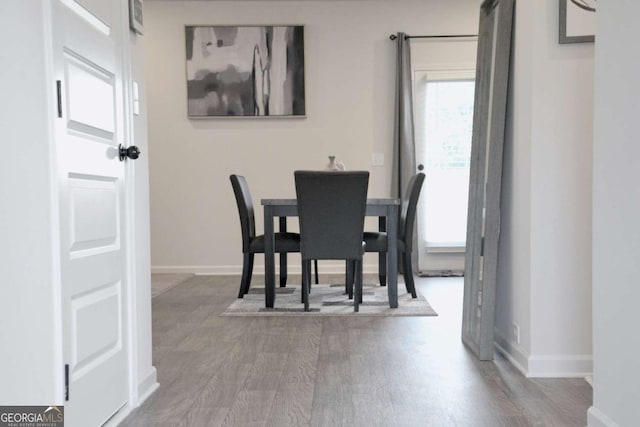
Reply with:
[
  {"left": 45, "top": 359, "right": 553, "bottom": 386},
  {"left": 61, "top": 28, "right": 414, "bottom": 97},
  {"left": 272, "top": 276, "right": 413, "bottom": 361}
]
[{"left": 389, "top": 34, "right": 477, "bottom": 41}]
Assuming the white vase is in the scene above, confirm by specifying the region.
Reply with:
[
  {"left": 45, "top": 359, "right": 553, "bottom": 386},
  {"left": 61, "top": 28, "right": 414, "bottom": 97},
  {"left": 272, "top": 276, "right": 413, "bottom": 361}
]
[
  {"left": 325, "top": 156, "right": 339, "bottom": 171},
  {"left": 325, "top": 156, "right": 345, "bottom": 171}
]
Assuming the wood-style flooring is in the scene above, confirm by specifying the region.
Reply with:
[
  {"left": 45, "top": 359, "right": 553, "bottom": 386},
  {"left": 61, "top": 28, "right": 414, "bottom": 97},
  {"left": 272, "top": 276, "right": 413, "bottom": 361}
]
[{"left": 120, "top": 275, "right": 592, "bottom": 427}]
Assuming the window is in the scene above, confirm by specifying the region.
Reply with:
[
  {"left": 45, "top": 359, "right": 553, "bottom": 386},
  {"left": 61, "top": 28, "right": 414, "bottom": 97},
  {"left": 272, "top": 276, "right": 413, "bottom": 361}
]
[{"left": 414, "top": 70, "right": 475, "bottom": 250}]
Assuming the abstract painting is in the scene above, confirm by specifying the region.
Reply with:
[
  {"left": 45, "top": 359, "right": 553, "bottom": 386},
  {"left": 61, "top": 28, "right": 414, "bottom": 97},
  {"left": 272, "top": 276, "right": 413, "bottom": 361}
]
[
  {"left": 129, "top": 0, "right": 143, "bottom": 34},
  {"left": 559, "top": 0, "right": 595, "bottom": 44},
  {"left": 185, "top": 25, "right": 305, "bottom": 117}
]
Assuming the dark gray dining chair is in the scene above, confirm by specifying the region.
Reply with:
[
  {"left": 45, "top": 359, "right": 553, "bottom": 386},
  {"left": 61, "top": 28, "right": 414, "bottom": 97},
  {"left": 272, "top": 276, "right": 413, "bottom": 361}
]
[
  {"left": 230, "top": 174, "right": 317, "bottom": 298},
  {"left": 362, "top": 172, "right": 425, "bottom": 298},
  {"left": 295, "top": 171, "right": 369, "bottom": 312}
]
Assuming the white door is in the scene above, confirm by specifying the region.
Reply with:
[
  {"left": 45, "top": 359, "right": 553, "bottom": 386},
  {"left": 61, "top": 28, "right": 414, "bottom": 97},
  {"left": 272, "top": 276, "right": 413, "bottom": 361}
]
[{"left": 53, "top": 0, "right": 130, "bottom": 424}]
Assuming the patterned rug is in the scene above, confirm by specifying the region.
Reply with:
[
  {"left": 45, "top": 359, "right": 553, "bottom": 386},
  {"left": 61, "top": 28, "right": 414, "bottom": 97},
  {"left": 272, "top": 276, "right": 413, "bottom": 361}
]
[{"left": 221, "top": 283, "right": 438, "bottom": 317}]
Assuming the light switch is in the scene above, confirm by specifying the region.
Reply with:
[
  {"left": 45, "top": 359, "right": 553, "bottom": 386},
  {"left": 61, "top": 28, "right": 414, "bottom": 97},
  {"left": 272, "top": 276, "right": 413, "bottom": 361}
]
[
  {"left": 372, "top": 153, "right": 384, "bottom": 166},
  {"left": 132, "top": 81, "right": 140, "bottom": 116}
]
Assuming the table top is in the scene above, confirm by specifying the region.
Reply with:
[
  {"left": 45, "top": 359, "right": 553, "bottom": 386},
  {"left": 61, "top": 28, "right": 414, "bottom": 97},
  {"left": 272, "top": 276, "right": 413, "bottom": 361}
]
[{"left": 262, "top": 198, "right": 400, "bottom": 206}]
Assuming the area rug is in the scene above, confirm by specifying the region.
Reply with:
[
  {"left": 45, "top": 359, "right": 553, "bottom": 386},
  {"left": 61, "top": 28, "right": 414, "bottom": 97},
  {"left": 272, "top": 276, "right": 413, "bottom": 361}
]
[{"left": 221, "top": 283, "right": 437, "bottom": 317}]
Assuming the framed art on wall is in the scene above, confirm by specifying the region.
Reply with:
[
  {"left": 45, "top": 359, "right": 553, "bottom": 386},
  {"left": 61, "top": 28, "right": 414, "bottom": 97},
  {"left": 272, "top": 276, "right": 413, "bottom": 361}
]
[
  {"left": 129, "top": 0, "right": 143, "bottom": 34},
  {"left": 559, "top": 0, "right": 595, "bottom": 44},
  {"left": 185, "top": 25, "right": 305, "bottom": 118}
]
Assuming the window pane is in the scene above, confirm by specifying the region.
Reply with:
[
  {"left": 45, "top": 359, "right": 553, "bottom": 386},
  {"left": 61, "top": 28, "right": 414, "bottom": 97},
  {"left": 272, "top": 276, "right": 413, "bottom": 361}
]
[{"left": 421, "top": 79, "right": 474, "bottom": 247}]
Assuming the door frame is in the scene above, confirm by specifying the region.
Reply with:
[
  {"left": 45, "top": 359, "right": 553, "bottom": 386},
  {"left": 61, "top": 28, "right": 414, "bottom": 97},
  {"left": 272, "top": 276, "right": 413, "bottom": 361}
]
[
  {"left": 95, "top": 0, "right": 147, "bottom": 421},
  {"left": 412, "top": 65, "right": 476, "bottom": 275}
]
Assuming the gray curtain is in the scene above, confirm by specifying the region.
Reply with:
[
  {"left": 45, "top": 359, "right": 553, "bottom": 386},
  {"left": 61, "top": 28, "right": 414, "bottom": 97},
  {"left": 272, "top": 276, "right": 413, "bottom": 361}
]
[
  {"left": 392, "top": 32, "right": 418, "bottom": 274},
  {"left": 392, "top": 32, "right": 416, "bottom": 199}
]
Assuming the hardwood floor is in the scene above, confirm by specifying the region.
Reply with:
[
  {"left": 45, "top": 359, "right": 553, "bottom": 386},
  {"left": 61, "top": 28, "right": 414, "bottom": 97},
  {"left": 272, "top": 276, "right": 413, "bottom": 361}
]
[
  {"left": 121, "top": 275, "right": 591, "bottom": 427},
  {"left": 151, "top": 273, "right": 194, "bottom": 297}
]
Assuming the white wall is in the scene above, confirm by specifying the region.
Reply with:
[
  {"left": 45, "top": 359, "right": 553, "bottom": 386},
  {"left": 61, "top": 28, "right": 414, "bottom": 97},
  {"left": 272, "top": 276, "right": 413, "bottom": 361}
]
[
  {"left": 590, "top": 1, "right": 640, "bottom": 425},
  {"left": 0, "top": 2, "right": 63, "bottom": 405},
  {"left": 496, "top": 0, "right": 593, "bottom": 377},
  {"left": 496, "top": 0, "right": 534, "bottom": 363},
  {"left": 145, "top": 0, "right": 481, "bottom": 274}
]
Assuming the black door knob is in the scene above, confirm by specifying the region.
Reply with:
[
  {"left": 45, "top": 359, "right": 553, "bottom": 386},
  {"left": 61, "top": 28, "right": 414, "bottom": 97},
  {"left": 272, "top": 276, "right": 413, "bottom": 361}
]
[
  {"left": 119, "top": 144, "right": 141, "bottom": 161},
  {"left": 417, "top": 164, "right": 424, "bottom": 171}
]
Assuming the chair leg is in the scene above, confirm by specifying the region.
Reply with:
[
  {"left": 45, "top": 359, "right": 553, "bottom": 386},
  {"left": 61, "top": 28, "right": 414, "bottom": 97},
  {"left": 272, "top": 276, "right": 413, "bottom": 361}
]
[
  {"left": 345, "top": 260, "right": 354, "bottom": 299},
  {"left": 358, "top": 260, "right": 363, "bottom": 305},
  {"left": 239, "top": 253, "right": 254, "bottom": 298},
  {"left": 301, "top": 260, "right": 306, "bottom": 303},
  {"left": 280, "top": 253, "right": 287, "bottom": 287},
  {"left": 354, "top": 260, "right": 362, "bottom": 312},
  {"left": 402, "top": 252, "right": 417, "bottom": 298},
  {"left": 314, "top": 259, "right": 319, "bottom": 284},
  {"left": 246, "top": 254, "right": 254, "bottom": 292},
  {"left": 279, "top": 216, "right": 288, "bottom": 288},
  {"left": 378, "top": 252, "right": 387, "bottom": 286},
  {"left": 302, "top": 260, "right": 310, "bottom": 311}
]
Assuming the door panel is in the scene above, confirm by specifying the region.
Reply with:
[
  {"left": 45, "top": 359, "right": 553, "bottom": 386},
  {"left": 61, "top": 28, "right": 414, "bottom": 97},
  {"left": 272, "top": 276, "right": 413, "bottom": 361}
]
[
  {"left": 68, "top": 177, "right": 119, "bottom": 254},
  {"left": 53, "top": 0, "right": 129, "bottom": 424},
  {"left": 65, "top": 54, "right": 116, "bottom": 134},
  {"left": 71, "top": 283, "right": 121, "bottom": 373},
  {"left": 72, "top": 0, "right": 114, "bottom": 26}
]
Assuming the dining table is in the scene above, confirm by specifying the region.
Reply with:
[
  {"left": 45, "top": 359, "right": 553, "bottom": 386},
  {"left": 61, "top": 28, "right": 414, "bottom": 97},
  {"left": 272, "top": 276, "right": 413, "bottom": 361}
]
[{"left": 261, "top": 198, "right": 401, "bottom": 309}]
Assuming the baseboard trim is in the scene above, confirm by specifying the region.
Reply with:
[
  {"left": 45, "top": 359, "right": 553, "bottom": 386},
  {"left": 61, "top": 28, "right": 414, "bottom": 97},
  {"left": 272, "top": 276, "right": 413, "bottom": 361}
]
[
  {"left": 104, "top": 403, "right": 135, "bottom": 427},
  {"left": 103, "top": 368, "right": 159, "bottom": 426},
  {"left": 494, "top": 329, "right": 529, "bottom": 376},
  {"left": 151, "top": 263, "right": 381, "bottom": 276},
  {"left": 527, "top": 354, "right": 592, "bottom": 378},
  {"left": 151, "top": 265, "right": 238, "bottom": 275},
  {"left": 494, "top": 329, "right": 592, "bottom": 378},
  {"left": 137, "top": 367, "right": 159, "bottom": 406},
  {"left": 588, "top": 406, "right": 620, "bottom": 427},
  {"left": 584, "top": 375, "right": 593, "bottom": 386}
]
